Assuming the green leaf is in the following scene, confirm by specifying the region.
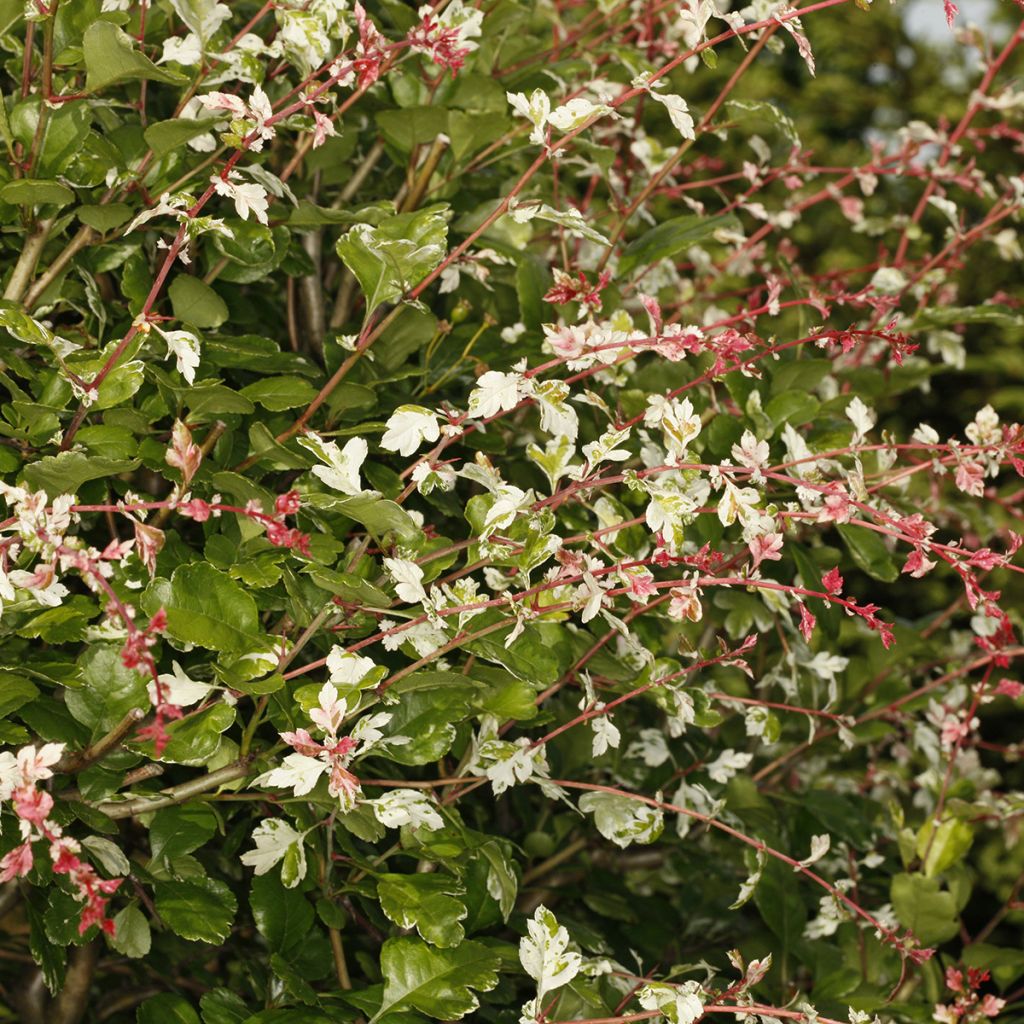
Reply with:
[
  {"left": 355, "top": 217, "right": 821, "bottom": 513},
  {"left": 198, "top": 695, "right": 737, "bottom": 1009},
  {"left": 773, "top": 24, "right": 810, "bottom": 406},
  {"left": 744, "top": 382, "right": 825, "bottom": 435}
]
[
  {"left": 89, "top": 359, "right": 147, "bottom": 411},
  {"left": 0, "top": 299, "right": 58, "bottom": 346},
  {"left": 789, "top": 545, "right": 840, "bottom": 640},
  {"left": 77, "top": 424, "right": 139, "bottom": 459},
  {"left": 303, "top": 565, "right": 390, "bottom": 607},
  {"left": 169, "top": 275, "right": 229, "bottom": 329},
  {"left": 184, "top": 383, "right": 256, "bottom": 417},
  {"left": 468, "top": 669, "right": 538, "bottom": 721},
  {"left": 0, "top": 178, "right": 75, "bottom": 207},
  {"left": 155, "top": 877, "right": 237, "bottom": 944},
  {"left": 377, "top": 873, "right": 468, "bottom": 948},
  {"left": 0, "top": 82, "right": 15, "bottom": 159},
  {"left": 144, "top": 115, "right": 221, "bottom": 157},
  {"left": 835, "top": 524, "right": 899, "bottom": 583},
  {"left": 376, "top": 106, "right": 449, "bottom": 152},
  {"left": 150, "top": 804, "right": 219, "bottom": 863},
  {"left": 240, "top": 376, "right": 318, "bottom": 411},
  {"left": 77, "top": 203, "right": 133, "bottom": 233},
  {"left": 201, "top": 334, "right": 316, "bottom": 375},
  {"left": 890, "top": 873, "right": 960, "bottom": 946},
  {"left": 143, "top": 563, "right": 260, "bottom": 652},
  {"left": 304, "top": 492, "right": 421, "bottom": 542},
  {"left": 250, "top": 873, "right": 315, "bottom": 957},
  {"left": 45, "top": 888, "right": 95, "bottom": 945},
  {"left": 336, "top": 204, "right": 449, "bottom": 315},
  {"left": 241, "top": 1010, "right": 330, "bottom": 1024},
  {"left": 246, "top": 422, "right": 312, "bottom": 470},
  {"left": 81, "top": 835, "right": 130, "bottom": 876},
  {"left": 167, "top": 0, "right": 226, "bottom": 45},
  {"left": 159, "top": 703, "right": 236, "bottom": 764},
  {"left": 230, "top": 555, "right": 286, "bottom": 590},
  {"left": 478, "top": 840, "right": 517, "bottom": 921},
  {"left": 465, "top": 625, "right": 560, "bottom": 685},
  {"left": 618, "top": 212, "right": 741, "bottom": 276},
  {"left": 917, "top": 817, "right": 973, "bottom": 878},
  {"left": 9, "top": 98, "right": 89, "bottom": 178},
  {"left": 66, "top": 645, "right": 149, "bottom": 736},
  {"left": 268, "top": 953, "right": 317, "bottom": 1005},
  {"left": 0, "top": 671, "right": 39, "bottom": 717},
  {"left": 377, "top": 688, "right": 472, "bottom": 765},
  {"left": 22, "top": 451, "right": 140, "bottom": 496},
  {"left": 83, "top": 22, "right": 188, "bottom": 92},
  {"left": 287, "top": 199, "right": 394, "bottom": 228},
  {"left": 515, "top": 256, "right": 546, "bottom": 329},
  {"left": 137, "top": 993, "right": 201, "bottom": 1024},
  {"left": 753, "top": 857, "right": 808, "bottom": 954},
  {"left": 211, "top": 221, "right": 279, "bottom": 278},
  {"left": 510, "top": 201, "right": 610, "bottom": 245},
  {"left": 448, "top": 109, "right": 509, "bottom": 162},
  {"left": 199, "top": 989, "right": 250, "bottom": 1024},
  {"left": 765, "top": 389, "right": 819, "bottom": 430},
  {"left": 110, "top": 904, "right": 152, "bottom": 959},
  {"left": 369, "top": 937, "right": 501, "bottom": 1024},
  {"left": 801, "top": 791, "right": 876, "bottom": 848},
  {"left": 26, "top": 889, "right": 66, "bottom": 993}
]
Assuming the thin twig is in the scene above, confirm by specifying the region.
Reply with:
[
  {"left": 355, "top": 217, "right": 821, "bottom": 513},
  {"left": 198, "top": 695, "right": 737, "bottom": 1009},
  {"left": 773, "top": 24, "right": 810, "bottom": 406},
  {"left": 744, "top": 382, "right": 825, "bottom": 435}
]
[
  {"left": 94, "top": 756, "right": 257, "bottom": 820},
  {"left": 58, "top": 708, "right": 145, "bottom": 773}
]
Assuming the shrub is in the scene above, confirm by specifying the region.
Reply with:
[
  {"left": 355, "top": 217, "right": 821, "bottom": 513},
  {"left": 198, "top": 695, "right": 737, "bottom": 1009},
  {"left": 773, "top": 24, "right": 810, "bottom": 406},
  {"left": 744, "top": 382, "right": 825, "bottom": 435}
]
[{"left": 0, "top": 1, "right": 1023, "bottom": 1023}]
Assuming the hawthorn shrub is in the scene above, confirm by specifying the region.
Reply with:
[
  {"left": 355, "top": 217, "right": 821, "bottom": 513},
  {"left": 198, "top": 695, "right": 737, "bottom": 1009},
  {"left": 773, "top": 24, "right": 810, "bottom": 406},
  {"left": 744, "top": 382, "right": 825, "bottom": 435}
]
[{"left": 0, "top": 0, "right": 1023, "bottom": 1022}]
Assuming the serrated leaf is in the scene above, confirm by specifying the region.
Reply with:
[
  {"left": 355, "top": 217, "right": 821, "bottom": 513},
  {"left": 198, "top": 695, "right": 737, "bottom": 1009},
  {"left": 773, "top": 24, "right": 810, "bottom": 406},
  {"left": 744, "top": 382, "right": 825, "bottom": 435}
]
[
  {"left": 66, "top": 645, "right": 148, "bottom": 736},
  {"left": 154, "top": 877, "right": 237, "bottom": 944},
  {"left": 110, "top": 904, "right": 152, "bottom": 959},
  {"left": 250, "top": 872, "right": 314, "bottom": 956},
  {"left": 137, "top": 993, "right": 201, "bottom": 1024},
  {"left": 377, "top": 689, "right": 471, "bottom": 765},
  {"left": 368, "top": 937, "right": 501, "bottom": 1023},
  {"left": 304, "top": 492, "right": 421, "bottom": 542},
  {"left": 22, "top": 452, "right": 140, "bottom": 496},
  {"left": 0, "top": 671, "right": 39, "bottom": 717},
  {"left": 158, "top": 703, "right": 235, "bottom": 764},
  {"left": 0, "top": 178, "right": 75, "bottom": 207},
  {"left": 336, "top": 204, "right": 449, "bottom": 316},
  {"left": 890, "top": 872, "right": 959, "bottom": 946},
  {"left": 519, "top": 904, "right": 581, "bottom": 1001},
  {"left": 377, "top": 873, "right": 467, "bottom": 947},
  {"left": 150, "top": 804, "right": 219, "bottom": 863},
  {"left": 199, "top": 989, "right": 250, "bottom": 1024},
  {"left": 142, "top": 563, "right": 260, "bottom": 652}
]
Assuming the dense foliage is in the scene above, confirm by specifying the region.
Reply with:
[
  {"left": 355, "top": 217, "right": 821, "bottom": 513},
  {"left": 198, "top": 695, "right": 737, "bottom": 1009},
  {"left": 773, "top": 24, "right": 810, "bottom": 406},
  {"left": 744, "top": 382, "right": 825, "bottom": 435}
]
[{"left": 0, "top": 1, "right": 1023, "bottom": 1022}]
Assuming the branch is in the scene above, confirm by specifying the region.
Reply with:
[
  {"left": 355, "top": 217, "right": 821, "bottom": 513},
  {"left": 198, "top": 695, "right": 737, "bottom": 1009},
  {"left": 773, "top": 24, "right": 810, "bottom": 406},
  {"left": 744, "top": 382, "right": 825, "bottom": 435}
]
[
  {"left": 50, "top": 940, "right": 99, "bottom": 1024},
  {"left": 58, "top": 708, "right": 145, "bottom": 774},
  {"left": 93, "top": 755, "right": 258, "bottom": 820},
  {"left": 553, "top": 779, "right": 898, "bottom": 944},
  {"left": 2, "top": 217, "right": 55, "bottom": 303}
]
